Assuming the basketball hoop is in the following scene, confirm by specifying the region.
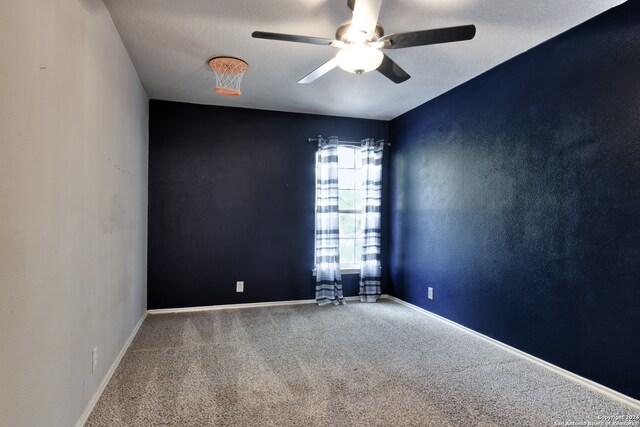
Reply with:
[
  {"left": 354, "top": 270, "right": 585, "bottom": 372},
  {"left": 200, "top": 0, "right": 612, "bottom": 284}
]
[{"left": 208, "top": 57, "right": 248, "bottom": 97}]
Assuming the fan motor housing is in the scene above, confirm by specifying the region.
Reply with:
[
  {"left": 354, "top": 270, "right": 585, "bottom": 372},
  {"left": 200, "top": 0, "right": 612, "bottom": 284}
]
[{"left": 336, "top": 21, "right": 384, "bottom": 41}]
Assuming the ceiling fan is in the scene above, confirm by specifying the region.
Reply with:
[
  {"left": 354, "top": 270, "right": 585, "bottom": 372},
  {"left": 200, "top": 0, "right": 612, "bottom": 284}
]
[{"left": 252, "top": 0, "right": 476, "bottom": 84}]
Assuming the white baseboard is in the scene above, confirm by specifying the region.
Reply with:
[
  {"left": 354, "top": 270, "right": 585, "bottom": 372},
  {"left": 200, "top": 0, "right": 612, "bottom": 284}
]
[
  {"left": 76, "top": 311, "right": 148, "bottom": 427},
  {"left": 383, "top": 295, "right": 640, "bottom": 410},
  {"left": 147, "top": 295, "right": 362, "bottom": 315}
]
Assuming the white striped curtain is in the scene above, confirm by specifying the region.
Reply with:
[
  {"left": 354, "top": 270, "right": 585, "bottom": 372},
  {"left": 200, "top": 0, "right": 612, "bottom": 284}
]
[
  {"left": 315, "top": 137, "right": 345, "bottom": 306},
  {"left": 359, "top": 139, "right": 383, "bottom": 302}
]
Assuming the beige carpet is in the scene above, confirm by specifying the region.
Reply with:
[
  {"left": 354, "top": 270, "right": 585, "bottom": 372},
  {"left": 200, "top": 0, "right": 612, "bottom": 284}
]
[{"left": 87, "top": 300, "right": 640, "bottom": 426}]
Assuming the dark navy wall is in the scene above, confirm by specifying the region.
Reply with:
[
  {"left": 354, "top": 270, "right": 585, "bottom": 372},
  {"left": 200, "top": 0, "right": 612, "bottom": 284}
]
[
  {"left": 389, "top": 1, "right": 640, "bottom": 399},
  {"left": 148, "top": 101, "right": 388, "bottom": 309}
]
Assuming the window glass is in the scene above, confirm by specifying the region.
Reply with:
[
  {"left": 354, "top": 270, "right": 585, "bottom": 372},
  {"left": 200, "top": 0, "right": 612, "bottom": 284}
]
[
  {"left": 339, "top": 189, "right": 357, "bottom": 211},
  {"left": 354, "top": 240, "right": 363, "bottom": 263},
  {"left": 339, "top": 213, "right": 357, "bottom": 238},
  {"left": 338, "top": 169, "right": 357, "bottom": 190},
  {"left": 338, "top": 146, "right": 361, "bottom": 267},
  {"left": 339, "top": 239, "right": 355, "bottom": 265},
  {"left": 354, "top": 189, "right": 363, "bottom": 211},
  {"left": 316, "top": 145, "right": 363, "bottom": 269},
  {"left": 337, "top": 146, "right": 355, "bottom": 169}
]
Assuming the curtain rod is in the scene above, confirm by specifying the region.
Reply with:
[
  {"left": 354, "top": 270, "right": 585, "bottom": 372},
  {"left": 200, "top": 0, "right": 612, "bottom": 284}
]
[{"left": 308, "top": 136, "right": 390, "bottom": 147}]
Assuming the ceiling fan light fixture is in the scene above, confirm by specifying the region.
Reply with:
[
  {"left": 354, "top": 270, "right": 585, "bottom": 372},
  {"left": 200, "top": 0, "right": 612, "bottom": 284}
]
[{"left": 336, "top": 44, "right": 383, "bottom": 75}]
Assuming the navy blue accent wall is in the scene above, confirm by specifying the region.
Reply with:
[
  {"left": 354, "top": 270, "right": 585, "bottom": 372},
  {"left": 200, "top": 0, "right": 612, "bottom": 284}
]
[
  {"left": 389, "top": 1, "right": 640, "bottom": 398},
  {"left": 148, "top": 101, "right": 388, "bottom": 309}
]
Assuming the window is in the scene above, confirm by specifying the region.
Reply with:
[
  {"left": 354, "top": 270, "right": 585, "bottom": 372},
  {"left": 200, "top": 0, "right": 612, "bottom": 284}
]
[
  {"left": 315, "top": 145, "right": 362, "bottom": 271},
  {"left": 337, "top": 146, "right": 362, "bottom": 267}
]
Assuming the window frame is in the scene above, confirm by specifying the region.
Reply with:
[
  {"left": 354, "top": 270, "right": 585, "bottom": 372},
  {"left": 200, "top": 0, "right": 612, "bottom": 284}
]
[{"left": 313, "top": 145, "right": 363, "bottom": 274}]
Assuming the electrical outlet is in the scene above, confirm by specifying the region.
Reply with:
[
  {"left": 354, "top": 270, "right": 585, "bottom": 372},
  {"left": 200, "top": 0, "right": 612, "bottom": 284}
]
[
  {"left": 428, "top": 287, "right": 434, "bottom": 300},
  {"left": 92, "top": 347, "right": 98, "bottom": 373},
  {"left": 236, "top": 281, "right": 244, "bottom": 292}
]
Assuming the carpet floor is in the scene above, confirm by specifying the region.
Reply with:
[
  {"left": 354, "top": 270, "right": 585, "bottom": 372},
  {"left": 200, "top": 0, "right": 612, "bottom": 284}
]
[{"left": 86, "top": 300, "right": 639, "bottom": 426}]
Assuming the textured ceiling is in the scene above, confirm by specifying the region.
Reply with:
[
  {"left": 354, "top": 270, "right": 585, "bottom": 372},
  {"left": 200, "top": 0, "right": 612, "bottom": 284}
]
[{"left": 104, "top": 0, "right": 624, "bottom": 120}]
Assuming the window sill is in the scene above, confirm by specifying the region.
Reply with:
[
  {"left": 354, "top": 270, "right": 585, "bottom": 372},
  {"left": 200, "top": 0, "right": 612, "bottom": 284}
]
[{"left": 312, "top": 265, "right": 360, "bottom": 276}]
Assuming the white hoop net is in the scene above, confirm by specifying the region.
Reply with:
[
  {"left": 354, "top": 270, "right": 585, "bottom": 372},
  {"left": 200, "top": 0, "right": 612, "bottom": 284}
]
[{"left": 208, "top": 57, "right": 248, "bottom": 97}]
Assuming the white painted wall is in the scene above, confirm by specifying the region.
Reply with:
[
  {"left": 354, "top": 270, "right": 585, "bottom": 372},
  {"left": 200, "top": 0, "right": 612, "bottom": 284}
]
[{"left": 0, "top": 0, "right": 148, "bottom": 425}]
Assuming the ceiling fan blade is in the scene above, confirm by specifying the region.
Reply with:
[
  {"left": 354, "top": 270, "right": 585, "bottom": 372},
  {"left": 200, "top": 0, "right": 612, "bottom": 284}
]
[
  {"left": 377, "top": 54, "right": 410, "bottom": 84},
  {"left": 298, "top": 57, "right": 340, "bottom": 84},
  {"left": 252, "top": 31, "right": 334, "bottom": 46},
  {"left": 380, "top": 25, "right": 476, "bottom": 49},
  {"left": 350, "top": 0, "right": 382, "bottom": 40}
]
